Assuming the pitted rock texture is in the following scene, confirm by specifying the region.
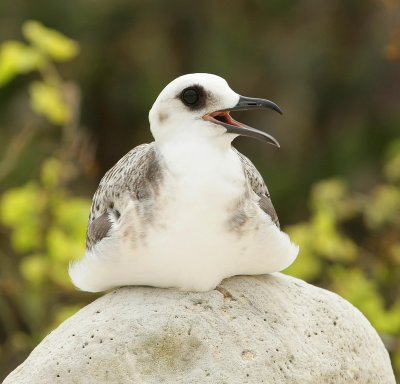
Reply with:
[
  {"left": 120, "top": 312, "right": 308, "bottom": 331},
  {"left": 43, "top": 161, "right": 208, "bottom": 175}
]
[{"left": 3, "top": 273, "right": 395, "bottom": 384}]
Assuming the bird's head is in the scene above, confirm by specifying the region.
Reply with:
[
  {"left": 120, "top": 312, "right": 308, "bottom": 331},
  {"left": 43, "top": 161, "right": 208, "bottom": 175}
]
[{"left": 149, "top": 73, "right": 282, "bottom": 147}]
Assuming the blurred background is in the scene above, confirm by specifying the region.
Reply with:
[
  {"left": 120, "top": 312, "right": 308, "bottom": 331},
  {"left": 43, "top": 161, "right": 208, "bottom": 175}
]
[{"left": 0, "top": 0, "right": 399, "bottom": 380}]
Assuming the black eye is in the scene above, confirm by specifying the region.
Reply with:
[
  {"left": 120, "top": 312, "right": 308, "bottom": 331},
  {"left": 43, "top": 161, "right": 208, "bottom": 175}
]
[{"left": 181, "top": 87, "right": 200, "bottom": 106}]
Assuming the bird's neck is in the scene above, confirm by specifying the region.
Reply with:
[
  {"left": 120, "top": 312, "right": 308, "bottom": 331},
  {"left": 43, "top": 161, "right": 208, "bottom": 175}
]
[
  {"left": 155, "top": 138, "right": 242, "bottom": 180},
  {"left": 155, "top": 139, "right": 246, "bottom": 212}
]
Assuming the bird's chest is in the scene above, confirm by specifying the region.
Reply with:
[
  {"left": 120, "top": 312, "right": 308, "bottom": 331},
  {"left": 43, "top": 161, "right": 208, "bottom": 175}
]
[{"left": 157, "top": 143, "right": 246, "bottom": 225}]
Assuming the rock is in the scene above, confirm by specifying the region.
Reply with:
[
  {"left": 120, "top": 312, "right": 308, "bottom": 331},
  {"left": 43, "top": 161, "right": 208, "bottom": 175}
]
[{"left": 3, "top": 273, "right": 395, "bottom": 384}]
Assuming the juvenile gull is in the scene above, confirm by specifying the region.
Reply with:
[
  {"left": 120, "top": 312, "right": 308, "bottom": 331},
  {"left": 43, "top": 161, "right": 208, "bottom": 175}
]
[{"left": 69, "top": 73, "right": 299, "bottom": 292}]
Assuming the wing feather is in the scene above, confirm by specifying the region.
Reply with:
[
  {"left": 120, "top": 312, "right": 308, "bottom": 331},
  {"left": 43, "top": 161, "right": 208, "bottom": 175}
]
[
  {"left": 86, "top": 143, "right": 162, "bottom": 249},
  {"left": 233, "top": 148, "right": 280, "bottom": 228}
]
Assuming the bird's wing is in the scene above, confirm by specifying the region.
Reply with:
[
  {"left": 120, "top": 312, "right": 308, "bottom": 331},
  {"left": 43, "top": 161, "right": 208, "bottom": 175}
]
[
  {"left": 233, "top": 148, "right": 280, "bottom": 228},
  {"left": 86, "top": 142, "right": 162, "bottom": 250}
]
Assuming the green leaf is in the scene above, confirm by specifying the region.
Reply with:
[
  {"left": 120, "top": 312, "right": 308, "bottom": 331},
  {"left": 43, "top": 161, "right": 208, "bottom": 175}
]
[
  {"left": 284, "top": 223, "right": 322, "bottom": 280},
  {"left": 20, "top": 254, "right": 48, "bottom": 285},
  {"left": 311, "top": 210, "right": 357, "bottom": 261},
  {"left": 385, "top": 153, "right": 400, "bottom": 184},
  {"left": 46, "top": 227, "right": 75, "bottom": 262},
  {"left": 54, "top": 198, "right": 90, "bottom": 239},
  {"left": 29, "top": 81, "right": 70, "bottom": 124},
  {"left": 0, "top": 183, "right": 44, "bottom": 252},
  {"left": 310, "top": 178, "right": 359, "bottom": 220},
  {"left": 311, "top": 179, "right": 347, "bottom": 213},
  {"left": 364, "top": 185, "right": 400, "bottom": 229},
  {"left": 41, "top": 157, "right": 62, "bottom": 188},
  {"left": 384, "top": 139, "right": 400, "bottom": 184},
  {"left": 330, "top": 267, "right": 400, "bottom": 335},
  {"left": 22, "top": 20, "right": 79, "bottom": 61},
  {"left": 0, "top": 41, "right": 44, "bottom": 86},
  {"left": 46, "top": 196, "right": 88, "bottom": 262},
  {"left": 47, "top": 227, "right": 86, "bottom": 262}
]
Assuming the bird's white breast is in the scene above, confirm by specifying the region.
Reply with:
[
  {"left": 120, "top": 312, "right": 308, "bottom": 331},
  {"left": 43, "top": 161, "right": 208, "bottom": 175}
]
[{"left": 138, "top": 140, "right": 248, "bottom": 288}]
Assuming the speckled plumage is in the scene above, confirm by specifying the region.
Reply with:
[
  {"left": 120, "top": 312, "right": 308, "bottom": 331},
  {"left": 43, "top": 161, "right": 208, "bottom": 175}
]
[
  {"left": 86, "top": 144, "right": 162, "bottom": 249},
  {"left": 233, "top": 148, "right": 280, "bottom": 228}
]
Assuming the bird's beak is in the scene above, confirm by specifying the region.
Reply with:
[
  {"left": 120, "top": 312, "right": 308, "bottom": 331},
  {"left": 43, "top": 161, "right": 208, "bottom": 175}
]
[{"left": 203, "top": 95, "right": 282, "bottom": 147}]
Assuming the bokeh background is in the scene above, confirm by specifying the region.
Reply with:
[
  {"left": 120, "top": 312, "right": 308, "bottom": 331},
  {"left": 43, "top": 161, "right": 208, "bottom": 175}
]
[{"left": 0, "top": 0, "right": 399, "bottom": 380}]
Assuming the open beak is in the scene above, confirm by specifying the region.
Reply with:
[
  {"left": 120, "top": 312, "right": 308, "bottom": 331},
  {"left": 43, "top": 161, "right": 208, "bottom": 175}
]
[{"left": 203, "top": 96, "right": 282, "bottom": 147}]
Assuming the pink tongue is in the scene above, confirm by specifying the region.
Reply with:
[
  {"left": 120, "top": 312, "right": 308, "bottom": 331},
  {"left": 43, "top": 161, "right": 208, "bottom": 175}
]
[{"left": 226, "top": 113, "right": 242, "bottom": 128}]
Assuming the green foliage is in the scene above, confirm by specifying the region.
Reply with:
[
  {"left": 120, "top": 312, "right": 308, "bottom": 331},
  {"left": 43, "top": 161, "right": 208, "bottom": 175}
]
[
  {"left": 330, "top": 267, "right": 400, "bottom": 335},
  {"left": 22, "top": 21, "right": 79, "bottom": 61},
  {"left": 29, "top": 81, "right": 71, "bottom": 124},
  {"left": 1, "top": 183, "right": 44, "bottom": 252},
  {"left": 0, "top": 22, "right": 90, "bottom": 379},
  {"left": 285, "top": 142, "right": 400, "bottom": 374},
  {"left": 0, "top": 158, "right": 91, "bottom": 368},
  {"left": 0, "top": 20, "right": 79, "bottom": 124},
  {"left": 0, "top": 157, "right": 90, "bottom": 368},
  {"left": 0, "top": 157, "right": 90, "bottom": 284},
  {"left": 385, "top": 139, "right": 400, "bottom": 184},
  {"left": 0, "top": 41, "right": 43, "bottom": 85}
]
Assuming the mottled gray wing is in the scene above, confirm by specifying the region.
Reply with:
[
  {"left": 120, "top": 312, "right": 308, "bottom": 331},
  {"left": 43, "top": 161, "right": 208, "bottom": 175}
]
[
  {"left": 86, "top": 142, "right": 162, "bottom": 249},
  {"left": 233, "top": 148, "right": 280, "bottom": 228}
]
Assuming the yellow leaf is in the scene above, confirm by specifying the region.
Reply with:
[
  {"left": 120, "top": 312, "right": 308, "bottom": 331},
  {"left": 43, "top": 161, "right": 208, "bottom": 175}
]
[
  {"left": 0, "top": 41, "right": 43, "bottom": 86},
  {"left": 22, "top": 20, "right": 79, "bottom": 61},
  {"left": 29, "top": 81, "right": 70, "bottom": 124}
]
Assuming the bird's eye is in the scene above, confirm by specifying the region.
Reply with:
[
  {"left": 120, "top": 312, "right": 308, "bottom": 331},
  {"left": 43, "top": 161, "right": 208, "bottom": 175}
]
[{"left": 181, "top": 87, "right": 200, "bottom": 106}]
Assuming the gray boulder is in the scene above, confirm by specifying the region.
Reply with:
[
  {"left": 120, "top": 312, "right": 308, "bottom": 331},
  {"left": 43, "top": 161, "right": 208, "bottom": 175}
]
[{"left": 3, "top": 273, "right": 395, "bottom": 383}]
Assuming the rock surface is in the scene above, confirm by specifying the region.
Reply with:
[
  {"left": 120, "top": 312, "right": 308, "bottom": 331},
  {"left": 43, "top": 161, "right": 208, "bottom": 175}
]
[{"left": 3, "top": 273, "right": 395, "bottom": 384}]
